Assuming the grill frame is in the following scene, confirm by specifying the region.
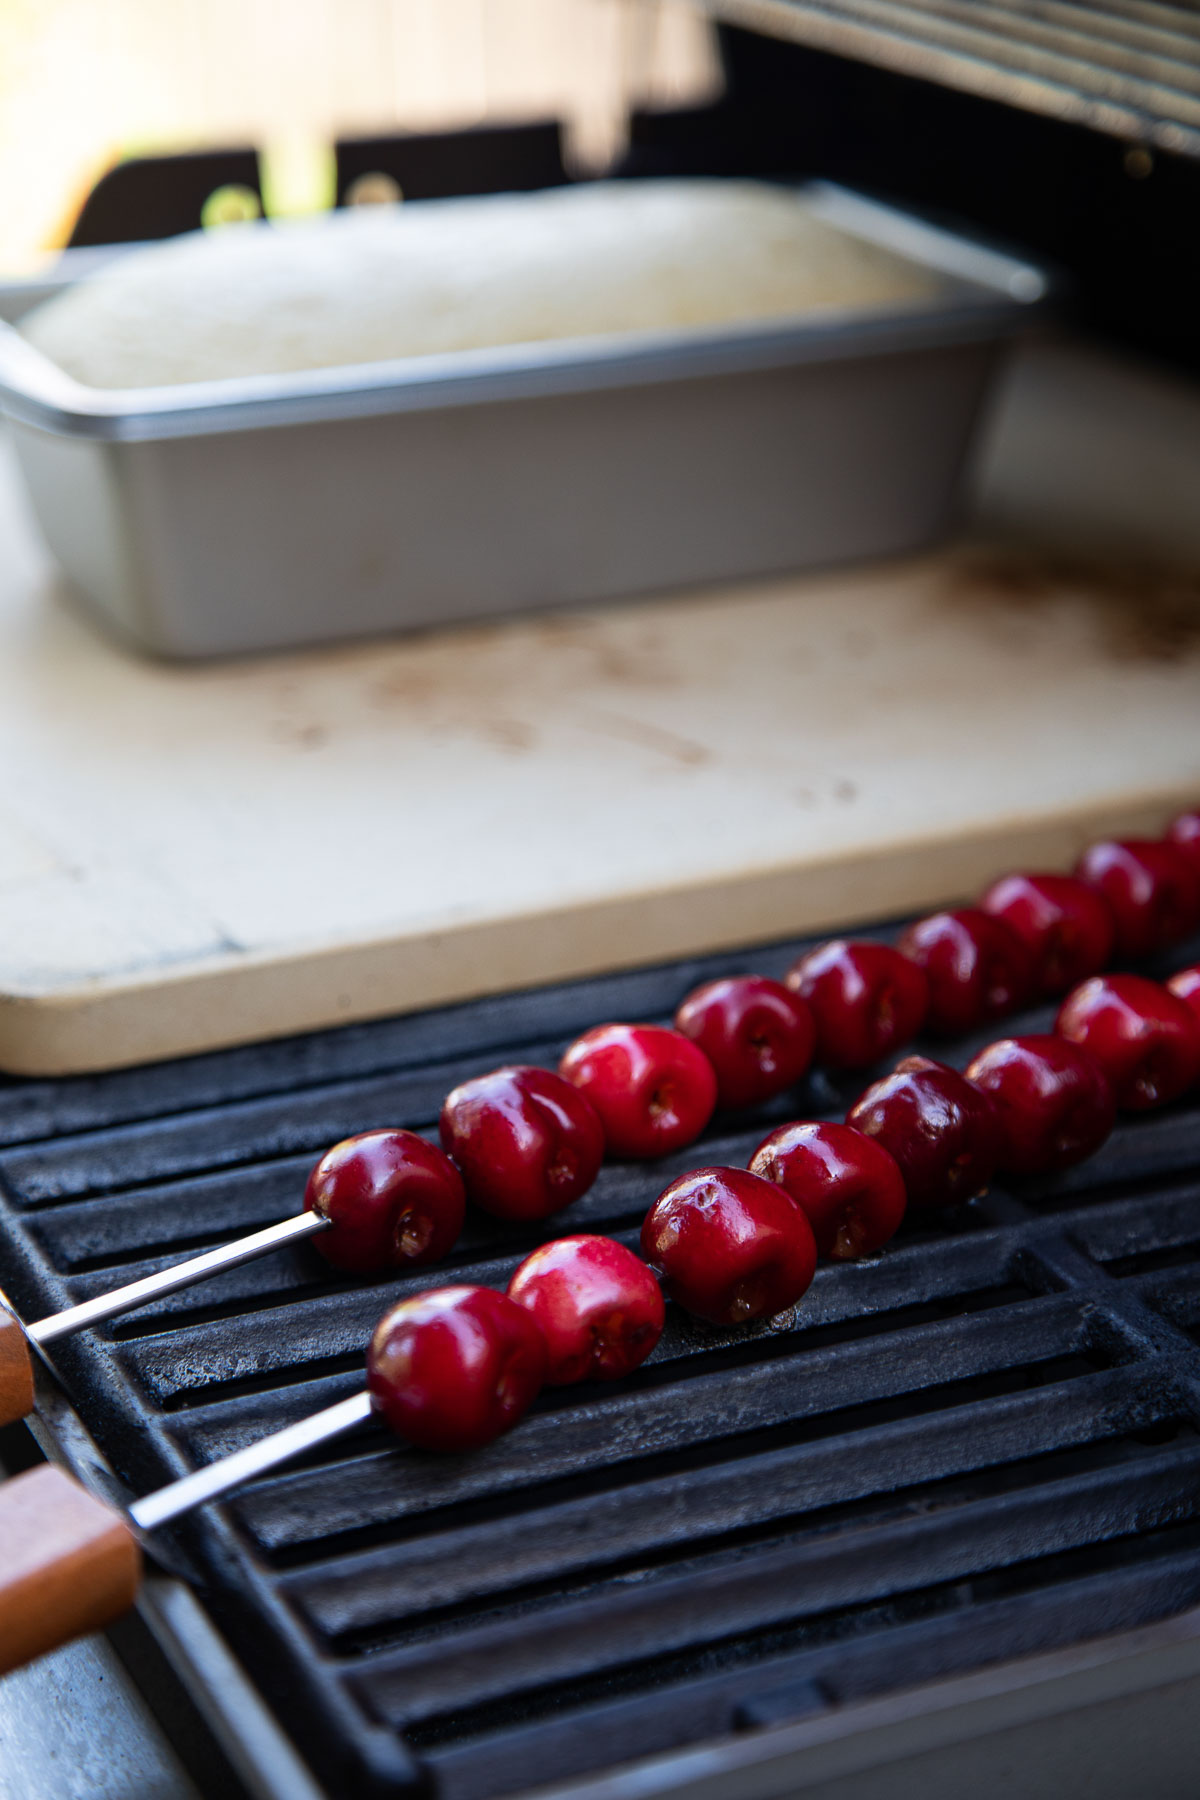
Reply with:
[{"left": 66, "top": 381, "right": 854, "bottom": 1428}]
[{"left": 5, "top": 921, "right": 1200, "bottom": 1800}]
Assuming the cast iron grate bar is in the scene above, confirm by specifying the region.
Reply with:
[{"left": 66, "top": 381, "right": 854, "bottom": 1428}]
[
  {"left": 423, "top": 1526, "right": 1200, "bottom": 1800},
  {"left": 3, "top": 918, "right": 1200, "bottom": 1800},
  {"left": 277, "top": 1365, "right": 1175, "bottom": 1637}
]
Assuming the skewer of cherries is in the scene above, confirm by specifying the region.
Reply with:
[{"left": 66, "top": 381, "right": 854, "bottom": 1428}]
[
  {"left": 377, "top": 809, "right": 1200, "bottom": 1445},
  {"left": 4, "top": 810, "right": 1200, "bottom": 1677},
  {"left": 4, "top": 810, "right": 1200, "bottom": 1462}
]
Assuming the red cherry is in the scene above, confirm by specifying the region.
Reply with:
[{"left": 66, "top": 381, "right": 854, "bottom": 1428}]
[
  {"left": 506, "top": 1235, "right": 664, "bottom": 1384},
  {"left": 439, "top": 1065, "right": 604, "bottom": 1223},
  {"left": 785, "top": 940, "right": 929, "bottom": 1070},
  {"left": 1055, "top": 974, "right": 1200, "bottom": 1111},
  {"left": 1167, "top": 809, "right": 1200, "bottom": 878},
  {"left": 965, "top": 1034, "right": 1115, "bottom": 1174},
  {"left": 558, "top": 1024, "right": 717, "bottom": 1160},
  {"left": 367, "top": 1284, "right": 547, "bottom": 1452},
  {"left": 748, "top": 1120, "right": 906, "bottom": 1259},
  {"left": 1074, "top": 839, "right": 1200, "bottom": 959},
  {"left": 1167, "top": 963, "right": 1200, "bottom": 1026},
  {"left": 304, "top": 1130, "right": 465, "bottom": 1273},
  {"left": 980, "top": 872, "right": 1116, "bottom": 997},
  {"left": 674, "top": 975, "right": 815, "bottom": 1109},
  {"left": 846, "top": 1055, "right": 1002, "bottom": 1210},
  {"left": 896, "top": 907, "right": 1033, "bottom": 1035},
  {"left": 641, "top": 1166, "right": 817, "bottom": 1325}
]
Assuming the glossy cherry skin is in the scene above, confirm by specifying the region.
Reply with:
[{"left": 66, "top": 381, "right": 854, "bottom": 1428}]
[
  {"left": 304, "top": 1130, "right": 465, "bottom": 1273},
  {"left": 366, "top": 1284, "right": 547, "bottom": 1452},
  {"left": 896, "top": 907, "right": 1033, "bottom": 1036},
  {"left": 980, "top": 873, "right": 1116, "bottom": 997},
  {"left": 785, "top": 940, "right": 929, "bottom": 1071},
  {"left": 674, "top": 975, "right": 815, "bottom": 1110},
  {"left": 559, "top": 1024, "right": 717, "bottom": 1160},
  {"left": 748, "top": 1120, "right": 906, "bottom": 1259},
  {"left": 641, "top": 1166, "right": 817, "bottom": 1325},
  {"left": 1167, "top": 810, "right": 1200, "bottom": 879},
  {"left": 1074, "top": 839, "right": 1200, "bottom": 960},
  {"left": 507, "top": 1235, "right": 665, "bottom": 1384},
  {"left": 439, "top": 1065, "right": 605, "bottom": 1223},
  {"left": 965, "top": 1034, "right": 1116, "bottom": 1174},
  {"left": 1055, "top": 974, "right": 1200, "bottom": 1111},
  {"left": 846, "top": 1055, "right": 1002, "bottom": 1210},
  {"left": 1167, "top": 963, "right": 1200, "bottom": 1027}
]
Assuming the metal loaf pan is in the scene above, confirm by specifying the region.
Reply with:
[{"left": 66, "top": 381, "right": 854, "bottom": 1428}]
[{"left": 0, "top": 185, "right": 1047, "bottom": 660}]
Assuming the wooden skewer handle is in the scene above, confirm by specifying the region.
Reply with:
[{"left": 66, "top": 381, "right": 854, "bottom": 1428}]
[
  {"left": 0, "top": 1465, "right": 141, "bottom": 1676},
  {"left": 0, "top": 1305, "right": 34, "bottom": 1427}
]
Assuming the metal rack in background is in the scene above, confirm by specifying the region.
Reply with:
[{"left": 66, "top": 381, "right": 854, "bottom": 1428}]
[{"left": 704, "top": 1, "right": 1200, "bottom": 156}]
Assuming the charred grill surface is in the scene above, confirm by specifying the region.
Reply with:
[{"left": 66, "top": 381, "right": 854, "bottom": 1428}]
[{"left": 3, "top": 924, "right": 1200, "bottom": 1798}]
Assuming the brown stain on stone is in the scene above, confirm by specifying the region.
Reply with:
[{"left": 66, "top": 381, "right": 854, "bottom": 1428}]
[
  {"left": 481, "top": 718, "right": 538, "bottom": 754},
  {"left": 581, "top": 708, "right": 712, "bottom": 767},
  {"left": 269, "top": 719, "right": 329, "bottom": 750},
  {"left": 945, "top": 547, "right": 1200, "bottom": 663}
]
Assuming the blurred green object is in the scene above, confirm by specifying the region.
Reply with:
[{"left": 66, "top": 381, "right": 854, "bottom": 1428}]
[{"left": 200, "top": 183, "right": 262, "bottom": 229}]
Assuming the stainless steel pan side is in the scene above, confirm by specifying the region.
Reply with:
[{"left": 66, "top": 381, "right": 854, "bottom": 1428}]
[{"left": 0, "top": 185, "right": 1049, "bottom": 658}]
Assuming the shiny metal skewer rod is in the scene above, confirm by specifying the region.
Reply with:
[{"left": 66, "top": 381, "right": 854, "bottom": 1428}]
[
  {"left": 129, "top": 1390, "right": 374, "bottom": 1532},
  {"left": 28, "top": 1210, "right": 330, "bottom": 1346},
  {"left": 1, "top": 1386, "right": 379, "bottom": 1675},
  {"left": 0, "top": 1210, "right": 332, "bottom": 1431}
]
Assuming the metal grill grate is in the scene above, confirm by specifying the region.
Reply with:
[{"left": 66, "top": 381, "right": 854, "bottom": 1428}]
[
  {"left": 703, "top": 0, "right": 1200, "bottom": 156},
  {"left": 3, "top": 923, "right": 1200, "bottom": 1799}
]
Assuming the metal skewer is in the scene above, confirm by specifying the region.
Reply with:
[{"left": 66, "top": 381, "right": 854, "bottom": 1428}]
[
  {"left": 0, "top": 1209, "right": 330, "bottom": 1429},
  {"left": 1, "top": 1126, "right": 459, "bottom": 1428},
  {"left": 0, "top": 1129, "right": 470, "bottom": 1675},
  {"left": 28, "top": 1210, "right": 329, "bottom": 1345},
  {"left": 129, "top": 1389, "right": 372, "bottom": 1531},
  {"left": 1, "top": 1378, "right": 379, "bottom": 1677}
]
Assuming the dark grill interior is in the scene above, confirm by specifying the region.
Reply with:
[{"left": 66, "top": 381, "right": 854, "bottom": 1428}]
[{"left": 3, "top": 922, "right": 1200, "bottom": 1800}]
